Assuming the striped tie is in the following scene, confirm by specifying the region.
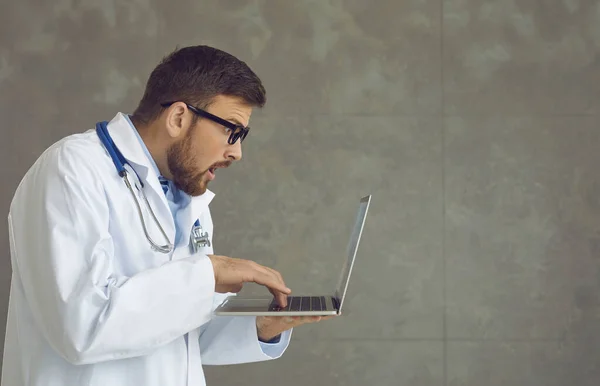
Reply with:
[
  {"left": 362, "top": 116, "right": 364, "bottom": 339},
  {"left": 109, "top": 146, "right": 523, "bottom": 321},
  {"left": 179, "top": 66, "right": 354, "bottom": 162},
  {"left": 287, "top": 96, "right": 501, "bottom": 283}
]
[{"left": 158, "top": 176, "right": 169, "bottom": 195}]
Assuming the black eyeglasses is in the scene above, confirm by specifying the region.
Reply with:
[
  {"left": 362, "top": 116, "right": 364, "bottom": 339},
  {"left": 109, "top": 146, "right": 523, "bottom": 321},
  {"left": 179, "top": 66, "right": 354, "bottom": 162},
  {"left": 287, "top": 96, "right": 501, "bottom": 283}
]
[{"left": 160, "top": 101, "right": 249, "bottom": 145}]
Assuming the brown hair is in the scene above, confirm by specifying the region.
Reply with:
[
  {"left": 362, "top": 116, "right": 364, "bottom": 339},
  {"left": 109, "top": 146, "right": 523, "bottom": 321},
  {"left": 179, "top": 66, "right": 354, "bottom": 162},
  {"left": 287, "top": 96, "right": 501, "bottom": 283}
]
[{"left": 132, "top": 45, "right": 266, "bottom": 125}]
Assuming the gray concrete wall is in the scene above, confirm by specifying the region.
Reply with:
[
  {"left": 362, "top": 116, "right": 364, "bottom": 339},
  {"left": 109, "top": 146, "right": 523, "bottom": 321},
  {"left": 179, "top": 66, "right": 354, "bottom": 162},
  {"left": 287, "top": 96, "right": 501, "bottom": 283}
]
[{"left": 1, "top": 1, "right": 599, "bottom": 385}]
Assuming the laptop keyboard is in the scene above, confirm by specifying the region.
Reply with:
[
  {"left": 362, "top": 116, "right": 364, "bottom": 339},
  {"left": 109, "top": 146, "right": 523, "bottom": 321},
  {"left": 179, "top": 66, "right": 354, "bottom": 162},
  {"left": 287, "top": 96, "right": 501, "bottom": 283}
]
[{"left": 268, "top": 296, "right": 328, "bottom": 312}]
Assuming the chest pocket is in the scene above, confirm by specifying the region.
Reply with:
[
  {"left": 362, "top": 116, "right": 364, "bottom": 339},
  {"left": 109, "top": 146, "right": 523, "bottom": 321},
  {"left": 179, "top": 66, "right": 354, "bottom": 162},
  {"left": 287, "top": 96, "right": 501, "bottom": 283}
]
[{"left": 170, "top": 209, "right": 215, "bottom": 261}]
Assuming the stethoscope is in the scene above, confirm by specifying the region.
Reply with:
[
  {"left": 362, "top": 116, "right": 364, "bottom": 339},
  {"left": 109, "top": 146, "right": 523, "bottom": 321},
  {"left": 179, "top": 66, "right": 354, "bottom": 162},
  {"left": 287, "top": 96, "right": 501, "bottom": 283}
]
[{"left": 95, "top": 121, "right": 211, "bottom": 254}]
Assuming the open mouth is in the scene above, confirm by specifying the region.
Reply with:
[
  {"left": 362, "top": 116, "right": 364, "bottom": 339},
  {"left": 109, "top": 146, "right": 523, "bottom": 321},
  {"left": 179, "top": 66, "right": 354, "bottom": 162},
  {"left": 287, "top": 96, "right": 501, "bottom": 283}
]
[
  {"left": 207, "top": 168, "right": 216, "bottom": 180},
  {"left": 207, "top": 162, "right": 231, "bottom": 181}
]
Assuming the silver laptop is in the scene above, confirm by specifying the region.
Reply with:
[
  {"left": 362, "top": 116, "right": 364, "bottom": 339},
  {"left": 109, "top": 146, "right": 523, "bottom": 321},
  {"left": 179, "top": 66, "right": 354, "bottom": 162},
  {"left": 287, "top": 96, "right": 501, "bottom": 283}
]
[{"left": 214, "top": 195, "right": 371, "bottom": 316}]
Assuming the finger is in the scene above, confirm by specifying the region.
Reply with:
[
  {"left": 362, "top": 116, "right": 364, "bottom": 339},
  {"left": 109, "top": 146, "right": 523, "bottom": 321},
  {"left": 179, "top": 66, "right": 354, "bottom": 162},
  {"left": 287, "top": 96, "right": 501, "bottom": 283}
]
[
  {"left": 263, "top": 266, "right": 286, "bottom": 289},
  {"left": 259, "top": 265, "right": 289, "bottom": 296},
  {"left": 266, "top": 273, "right": 288, "bottom": 305},
  {"left": 252, "top": 262, "right": 288, "bottom": 288},
  {"left": 292, "top": 315, "right": 335, "bottom": 325},
  {"left": 278, "top": 293, "right": 288, "bottom": 308},
  {"left": 268, "top": 288, "right": 289, "bottom": 308},
  {"left": 238, "top": 261, "right": 291, "bottom": 307},
  {"left": 251, "top": 269, "right": 292, "bottom": 297},
  {"left": 278, "top": 316, "right": 315, "bottom": 326},
  {"left": 302, "top": 316, "right": 322, "bottom": 323},
  {"left": 289, "top": 316, "right": 319, "bottom": 324},
  {"left": 241, "top": 261, "right": 277, "bottom": 284}
]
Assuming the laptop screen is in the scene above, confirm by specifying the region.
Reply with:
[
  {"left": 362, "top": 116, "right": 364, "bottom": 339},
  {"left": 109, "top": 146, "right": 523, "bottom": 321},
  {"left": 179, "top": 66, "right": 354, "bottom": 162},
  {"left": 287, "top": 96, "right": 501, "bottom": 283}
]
[{"left": 334, "top": 195, "right": 371, "bottom": 311}]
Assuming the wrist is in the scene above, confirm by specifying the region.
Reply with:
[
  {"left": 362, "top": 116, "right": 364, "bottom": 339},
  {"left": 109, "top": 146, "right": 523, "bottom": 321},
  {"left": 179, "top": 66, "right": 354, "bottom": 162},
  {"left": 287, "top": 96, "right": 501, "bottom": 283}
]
[
  {"left": 258, "top": 333, "right": 281, "bottom": 344},
  {"left": 256, "top": 319, "right": 279, "bottom": 342},
  {"left": 257, "top": 327, "right": 279, "bottom": 342}
]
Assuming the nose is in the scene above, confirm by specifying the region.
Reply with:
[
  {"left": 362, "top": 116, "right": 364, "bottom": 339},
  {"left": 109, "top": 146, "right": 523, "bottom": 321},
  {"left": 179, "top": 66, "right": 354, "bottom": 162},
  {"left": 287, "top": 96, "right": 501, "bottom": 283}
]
[{"left": 224, "top": 139, "right": 242, "bottom": 161}]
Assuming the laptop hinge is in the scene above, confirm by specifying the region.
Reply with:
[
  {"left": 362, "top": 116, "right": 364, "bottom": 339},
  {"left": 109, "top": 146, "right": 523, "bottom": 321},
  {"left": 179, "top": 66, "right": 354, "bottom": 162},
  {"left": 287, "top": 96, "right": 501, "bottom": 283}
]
[{"left": 332, "top": 296, "right": 340, "bottom": 310}]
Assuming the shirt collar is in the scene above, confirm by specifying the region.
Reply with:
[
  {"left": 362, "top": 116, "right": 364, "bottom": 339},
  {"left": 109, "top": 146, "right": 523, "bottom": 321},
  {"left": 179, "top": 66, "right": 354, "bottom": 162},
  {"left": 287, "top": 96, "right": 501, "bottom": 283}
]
[{"left": 123, "top": 114, "right": 162, "bottom": 179}]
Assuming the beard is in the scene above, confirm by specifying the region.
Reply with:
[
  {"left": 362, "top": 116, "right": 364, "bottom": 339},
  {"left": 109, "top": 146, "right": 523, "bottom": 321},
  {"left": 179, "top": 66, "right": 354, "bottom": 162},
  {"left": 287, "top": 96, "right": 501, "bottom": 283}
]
[{"left": 166, "top": 129, "right": 209, "bottom": 197}]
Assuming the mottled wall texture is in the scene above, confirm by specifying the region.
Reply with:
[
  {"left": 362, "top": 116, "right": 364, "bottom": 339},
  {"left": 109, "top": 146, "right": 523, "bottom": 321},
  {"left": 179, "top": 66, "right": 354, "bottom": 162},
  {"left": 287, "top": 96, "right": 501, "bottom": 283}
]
[{"left": 1, "top": 1, "right": 600, "bottom": 385}]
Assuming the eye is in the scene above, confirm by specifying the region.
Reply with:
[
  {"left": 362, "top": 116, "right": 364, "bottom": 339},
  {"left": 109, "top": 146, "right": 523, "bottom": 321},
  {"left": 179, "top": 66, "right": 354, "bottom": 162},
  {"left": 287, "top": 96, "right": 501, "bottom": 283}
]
[{"left": 220, "top": 124, "right": 235, "bottom": 135}]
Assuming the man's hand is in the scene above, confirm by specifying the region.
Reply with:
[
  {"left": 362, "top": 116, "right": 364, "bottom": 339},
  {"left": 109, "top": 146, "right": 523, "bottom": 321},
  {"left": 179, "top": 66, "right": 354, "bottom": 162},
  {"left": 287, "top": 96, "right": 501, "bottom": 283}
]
[
  {"left": 207, "top": 255, "right": 291, "bottom": 307},
  {"left": 256, "top": 315, "right": 337, "bottom": 342}
]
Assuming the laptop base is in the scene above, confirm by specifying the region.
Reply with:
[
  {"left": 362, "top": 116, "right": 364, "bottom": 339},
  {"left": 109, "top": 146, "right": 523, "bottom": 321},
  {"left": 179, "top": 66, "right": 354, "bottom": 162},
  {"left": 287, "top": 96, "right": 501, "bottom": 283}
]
[{"left": 214, "top": 295, "right": 339, "bottom": 316}]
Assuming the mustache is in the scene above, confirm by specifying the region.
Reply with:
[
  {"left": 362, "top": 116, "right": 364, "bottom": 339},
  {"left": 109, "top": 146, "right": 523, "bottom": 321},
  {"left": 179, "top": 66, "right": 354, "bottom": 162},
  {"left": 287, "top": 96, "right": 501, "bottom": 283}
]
[{"left": 210, "top": 161, "right": 232, "bottom": 170}]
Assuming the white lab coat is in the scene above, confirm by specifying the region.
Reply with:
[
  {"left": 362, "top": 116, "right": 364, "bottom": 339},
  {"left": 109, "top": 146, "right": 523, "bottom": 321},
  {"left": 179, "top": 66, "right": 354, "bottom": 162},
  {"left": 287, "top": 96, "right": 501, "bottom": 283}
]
[{"left": 2, "top": 113, "right": 291, "bottom": 386}]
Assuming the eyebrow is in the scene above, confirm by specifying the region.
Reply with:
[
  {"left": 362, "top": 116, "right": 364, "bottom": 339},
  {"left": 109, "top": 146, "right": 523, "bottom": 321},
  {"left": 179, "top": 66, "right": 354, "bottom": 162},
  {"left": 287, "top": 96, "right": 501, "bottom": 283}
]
[{"left": 227, "top": 117, "right": 244, "bottom": 127}]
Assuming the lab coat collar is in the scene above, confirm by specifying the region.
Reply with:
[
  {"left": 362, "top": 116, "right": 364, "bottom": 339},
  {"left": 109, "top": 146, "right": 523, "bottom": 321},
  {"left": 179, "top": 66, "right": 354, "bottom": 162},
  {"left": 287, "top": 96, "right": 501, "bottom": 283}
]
[
  {"left": 105, "top": 112, "right": 216, "bottom": 209},
  {"left": 105, "top": 112, "right": 155, "bottom": 177}
]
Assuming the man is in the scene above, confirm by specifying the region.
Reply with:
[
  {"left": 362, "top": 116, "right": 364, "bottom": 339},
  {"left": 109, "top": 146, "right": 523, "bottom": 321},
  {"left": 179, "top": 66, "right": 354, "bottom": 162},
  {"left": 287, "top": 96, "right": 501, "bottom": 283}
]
[{"left": 2, "top": 45, "right": 331, "bottom": 386}]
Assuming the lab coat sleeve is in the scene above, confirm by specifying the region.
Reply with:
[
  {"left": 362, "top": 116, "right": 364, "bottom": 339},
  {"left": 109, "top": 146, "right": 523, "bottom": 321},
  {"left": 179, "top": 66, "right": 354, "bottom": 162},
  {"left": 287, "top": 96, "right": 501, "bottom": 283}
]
[
  {"left": 199, "top": 316, "right": 292, "bottom": 365},
  {"left": 198, "top": 294, "right": 292, "bottom": 365},
  {"left": 7, "top": 143, "right": 216, "bottom": 365}
]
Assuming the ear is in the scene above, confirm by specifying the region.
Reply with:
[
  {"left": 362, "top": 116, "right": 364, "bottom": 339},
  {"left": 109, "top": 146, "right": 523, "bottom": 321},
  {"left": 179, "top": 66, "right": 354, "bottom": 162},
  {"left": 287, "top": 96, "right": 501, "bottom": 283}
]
[{"left": 164, "top": 102, "right": 193, "bottom": 139}]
